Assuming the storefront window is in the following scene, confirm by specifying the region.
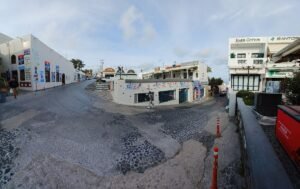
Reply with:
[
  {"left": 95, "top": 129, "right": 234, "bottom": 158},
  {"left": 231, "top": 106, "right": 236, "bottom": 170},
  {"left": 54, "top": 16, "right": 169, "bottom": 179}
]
[
  {"left": 20, "top": 70, "right": 25, "bottom": 81},
  {"left": 159, "top": 90, "right": 175, "bottom": 103},
  {"left": 134, "top": 93, "right": 153, "bottom": 103},
  {"left": 231, "top": 75, "right": 260, "bottom": 91}
]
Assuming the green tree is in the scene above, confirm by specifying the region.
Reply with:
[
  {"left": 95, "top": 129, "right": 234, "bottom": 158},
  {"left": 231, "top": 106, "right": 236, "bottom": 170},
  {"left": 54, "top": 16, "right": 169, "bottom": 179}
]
[
  {"left": 207, "top": 67, "right": 212, "bottom": 73},
  {"left": 209, "top": 77, "right": 224, "bottom": 95},
  {"left": 83, "top": 69, "right": 93, "bottom": 75},
  {"left": 284, "top": 72, "right": 300, "bottom": 105},
  {"left": 71, "top": 59, "right": 85, "bottom": 70}
]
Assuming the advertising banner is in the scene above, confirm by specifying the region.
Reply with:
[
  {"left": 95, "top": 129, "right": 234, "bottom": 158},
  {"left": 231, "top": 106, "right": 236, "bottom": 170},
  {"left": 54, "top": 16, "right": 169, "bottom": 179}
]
[
  {"left": 40, "top": 71, "right": 44, "bottom": 82},
  {"left": 18, "top": 55, "right": 24, "bottom": 65},
  {"left": 25, "top": 68, "right": 31, "bottom": 81}
]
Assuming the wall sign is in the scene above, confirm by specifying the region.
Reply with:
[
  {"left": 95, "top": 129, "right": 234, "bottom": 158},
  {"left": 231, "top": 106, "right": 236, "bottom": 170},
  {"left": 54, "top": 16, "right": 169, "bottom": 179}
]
[
  {"left": 40, "top": 71, "right": 44, "bottom": 82},
  {"left": 18, "top": 55, "right": 24, "bottom": 65},
  {"left": 25, "top": 68, "right": 31, "bottom": 81}
]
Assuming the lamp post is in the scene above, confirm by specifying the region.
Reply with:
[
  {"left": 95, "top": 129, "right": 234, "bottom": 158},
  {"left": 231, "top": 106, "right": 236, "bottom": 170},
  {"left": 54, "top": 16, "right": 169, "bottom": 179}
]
[{"left": 247, "top": 66, "right": 250, "bottom": 91}]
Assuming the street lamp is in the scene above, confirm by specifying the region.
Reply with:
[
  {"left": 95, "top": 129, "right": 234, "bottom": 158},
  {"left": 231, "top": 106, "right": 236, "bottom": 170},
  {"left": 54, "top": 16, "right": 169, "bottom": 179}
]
[{"left": 247, "top": 66, "right": 250, "bottom": 91}]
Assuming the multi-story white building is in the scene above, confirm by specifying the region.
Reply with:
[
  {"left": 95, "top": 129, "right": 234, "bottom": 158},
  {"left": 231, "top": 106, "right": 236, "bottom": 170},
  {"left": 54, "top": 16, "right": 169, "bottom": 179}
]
[
  {"left": 0, "top": 33, "right": 77, "bottom": 91},
  {"left": 228, "top": 36, "right": 299, "bottom": 92},
  {"left": 228, "top": 36, "right": 300, "bottom": 116},
  {"left": 110, "top": 60, "right": 209, "bottom": 106},
  {"left": 142, "top": 60, "right": 208, "bottom": 84}
]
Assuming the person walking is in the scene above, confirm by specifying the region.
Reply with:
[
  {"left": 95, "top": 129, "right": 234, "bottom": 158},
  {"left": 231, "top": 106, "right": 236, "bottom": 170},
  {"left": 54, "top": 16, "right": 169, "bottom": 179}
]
[
  {"left": 147, "top": 91, "right": 154, "bottom": 109},
  {"left": 9, "top": 77, "right": 19, "bottom": 99}
]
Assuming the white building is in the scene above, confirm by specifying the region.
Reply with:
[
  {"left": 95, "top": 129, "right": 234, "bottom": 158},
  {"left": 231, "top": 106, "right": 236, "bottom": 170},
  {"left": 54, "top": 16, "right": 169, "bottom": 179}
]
[
  {"left": 228, "top": 36, "right": 300, "bottom": 116},
  {"left": 142, "top": 60, "right": 208, "bottom": 85},
  {"left": 0, "top": 33, "right": 77, "bottom": 91},
  {"left": 228, "top": 36, "right": 299, "bottom": 92},
  {"left": 112, "top": 79, "right": 204, "bottom": 106},
  {"left": 111, "top": 60, "right": 209, "bottom": 106},
  {"left": 101, "top": 67, "right": 138, "bottom": 81}
]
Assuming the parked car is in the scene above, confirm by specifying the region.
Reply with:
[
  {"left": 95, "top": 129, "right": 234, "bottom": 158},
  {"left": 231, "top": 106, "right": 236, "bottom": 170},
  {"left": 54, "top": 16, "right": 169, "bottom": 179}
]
[{"left": 219, "top": 90, "right": 227, "bottom": 97}]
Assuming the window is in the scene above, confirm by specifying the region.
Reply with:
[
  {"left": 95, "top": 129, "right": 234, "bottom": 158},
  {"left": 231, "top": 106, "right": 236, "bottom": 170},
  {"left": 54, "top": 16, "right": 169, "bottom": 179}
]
[
  {"left": 159, "top": 90, "right": 175, "bottom": 103},
  {"left": 11, "top": 55, "right": 16, "bottom": 64},
  {"left": 20, "top": 70, "right": 25, "bottom": 81},
  {"left": 237, "top": 53, "right": 246, "bottom": 58},
  {"left": 134, "top": 93, "right": 153, "bottom": 103},
  {"left": 237, "top": 60, "right": 246, "bottom": 64},
  {"left": 196, "top": 73, "right": 198, "bottom": 78},
  {"left": 251, "top": 53, "right": 264, "bottom": 58},
  {"left": 253, "top": 59, "right": 263, "bottom": 64},
  {"left": 230, "top": 53, "right": 235, "bottom": 59},
  {"left": 231, "top": 75, "right": 260, "bottom": 91}
]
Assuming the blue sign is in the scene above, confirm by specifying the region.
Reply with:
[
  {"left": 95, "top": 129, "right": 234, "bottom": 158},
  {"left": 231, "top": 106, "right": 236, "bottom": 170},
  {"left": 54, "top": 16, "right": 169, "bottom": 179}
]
[
  {"left": 40, "top": 71, "right": 44, "bottom": 82},
  {"left": 18, "top": 65, "right": 25, "bottom": 70}
]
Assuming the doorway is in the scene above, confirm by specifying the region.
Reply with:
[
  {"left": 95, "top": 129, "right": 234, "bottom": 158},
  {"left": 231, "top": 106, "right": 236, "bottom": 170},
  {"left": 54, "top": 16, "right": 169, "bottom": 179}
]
[
  {"left": 11, "top": 70, "right": 18, "bottom": 81},
  {"left": 62, "top": 73, "right": 65, "bottom": 85},
  {"left": 179, "top": 88, "right": 188, "bottom": 103}
]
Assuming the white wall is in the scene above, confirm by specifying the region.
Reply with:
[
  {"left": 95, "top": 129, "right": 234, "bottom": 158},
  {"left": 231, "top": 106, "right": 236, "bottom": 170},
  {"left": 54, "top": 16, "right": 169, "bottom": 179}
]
[
  {"left": 0, "top": 34, "right": 76, "bottom": 91},
  {"left": 112, "top": 80, "right": 195, "bottom": 106}
]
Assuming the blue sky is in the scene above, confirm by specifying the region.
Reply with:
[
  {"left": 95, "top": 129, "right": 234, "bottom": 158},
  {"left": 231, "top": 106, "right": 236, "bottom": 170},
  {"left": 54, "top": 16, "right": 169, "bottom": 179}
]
[{"left": 1, "top": 0, "right": 300, "bottom": 82}]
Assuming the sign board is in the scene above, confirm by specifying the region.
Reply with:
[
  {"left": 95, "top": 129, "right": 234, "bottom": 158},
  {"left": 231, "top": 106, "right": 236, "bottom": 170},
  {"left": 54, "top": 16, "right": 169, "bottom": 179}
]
[
  {"left": 40, "top": 71, "right": 44, "bottom": 82},
  {"left": 266, "top": 70, "right": 294, "bottom": 78},
  {"left": 268, "top": 36, "right": 300, "bottom": 43}
]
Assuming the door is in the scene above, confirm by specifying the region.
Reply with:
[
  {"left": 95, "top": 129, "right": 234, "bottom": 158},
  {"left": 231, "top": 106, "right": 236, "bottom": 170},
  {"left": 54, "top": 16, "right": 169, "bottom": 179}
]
[
  {"left": 179, "top": 88, "right": 188, "bottom": 103},
  {"left": 62, "top": 73, "right": 65, "bottom": 84},
  {"left": 11, "top": 70, "right": 18, "bottom": 81}
]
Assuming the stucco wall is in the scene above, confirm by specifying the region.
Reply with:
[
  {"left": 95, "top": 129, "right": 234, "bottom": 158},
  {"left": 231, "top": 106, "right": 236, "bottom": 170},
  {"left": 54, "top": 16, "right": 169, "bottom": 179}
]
[
  {"left": 0, "top": 34, "right": 76, "bottom": 91},
  {"left": 112, "top": 80, "right": 204, "bottom": 106}
]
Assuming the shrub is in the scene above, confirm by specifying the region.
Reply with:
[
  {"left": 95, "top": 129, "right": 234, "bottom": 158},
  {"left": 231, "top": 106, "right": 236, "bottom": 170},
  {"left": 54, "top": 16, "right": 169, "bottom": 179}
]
[{"left": 236, "top": 90, "right": 254, "bottom": 105}]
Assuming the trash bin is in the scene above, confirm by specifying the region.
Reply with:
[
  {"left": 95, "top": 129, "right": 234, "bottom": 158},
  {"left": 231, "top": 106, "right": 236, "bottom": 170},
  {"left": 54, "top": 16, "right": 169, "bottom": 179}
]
[
  {"left": 0, "top": 92, "right": 6, "bottom": 103},
  {"left": 276, "top": 105, "right": 300, "bottom": 167}
]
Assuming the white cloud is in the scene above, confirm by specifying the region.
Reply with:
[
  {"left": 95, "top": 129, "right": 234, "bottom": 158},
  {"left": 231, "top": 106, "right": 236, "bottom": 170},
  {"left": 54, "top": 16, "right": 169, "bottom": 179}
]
[{"left": 120, "top": 5, "right": 157, "bottom": 42}]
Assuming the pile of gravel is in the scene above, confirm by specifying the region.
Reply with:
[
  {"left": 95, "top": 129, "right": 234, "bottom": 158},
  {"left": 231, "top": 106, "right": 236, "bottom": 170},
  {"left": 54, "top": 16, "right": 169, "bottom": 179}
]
[
  {"left": 0, "top": 128, "right": 19, "bottom": 187},
  {"left": 116, "top": 131, "right": 165, "bottom": 174}
]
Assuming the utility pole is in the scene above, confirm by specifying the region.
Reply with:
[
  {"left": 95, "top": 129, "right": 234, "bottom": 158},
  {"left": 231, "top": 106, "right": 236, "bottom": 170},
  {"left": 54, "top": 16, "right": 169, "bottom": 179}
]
[{"left": 100, "top": 59, "right": 104, "bottom": 78}]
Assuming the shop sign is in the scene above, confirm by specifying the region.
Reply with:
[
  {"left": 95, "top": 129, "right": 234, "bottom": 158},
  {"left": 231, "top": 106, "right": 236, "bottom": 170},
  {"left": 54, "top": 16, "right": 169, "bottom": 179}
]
[
  {"left": 266, "top": 70, "right": 294, "bottom": 78},
  {"left": 235, "top": 37, "right": 261, "bottom": 43},
  {"left": 18, "top": 65, "right": 25, "bottom": 70},
  {"left": 269, "top": 36, "right": 300, "bottom": 43}
]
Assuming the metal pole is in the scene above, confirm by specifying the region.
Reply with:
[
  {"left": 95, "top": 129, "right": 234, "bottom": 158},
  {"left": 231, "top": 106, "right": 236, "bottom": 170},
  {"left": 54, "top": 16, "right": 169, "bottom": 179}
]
[{"left": 247, "top": 66, "right": 250, "bottom": 91}]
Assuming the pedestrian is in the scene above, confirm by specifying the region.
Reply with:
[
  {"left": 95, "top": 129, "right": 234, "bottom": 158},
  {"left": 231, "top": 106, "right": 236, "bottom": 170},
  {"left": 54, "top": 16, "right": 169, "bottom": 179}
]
[
  {"left": 9, "top": 77, "right": 19, "bottom": 99},
  {"left": 147, "top": 91, "right": 154, "bottom": 109}
]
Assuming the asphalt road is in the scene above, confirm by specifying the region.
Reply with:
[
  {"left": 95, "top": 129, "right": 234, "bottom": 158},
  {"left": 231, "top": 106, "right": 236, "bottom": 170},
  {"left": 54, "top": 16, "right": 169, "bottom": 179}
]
[{"left": 0, "top": 80, "right": 228, "bottom": 188}]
